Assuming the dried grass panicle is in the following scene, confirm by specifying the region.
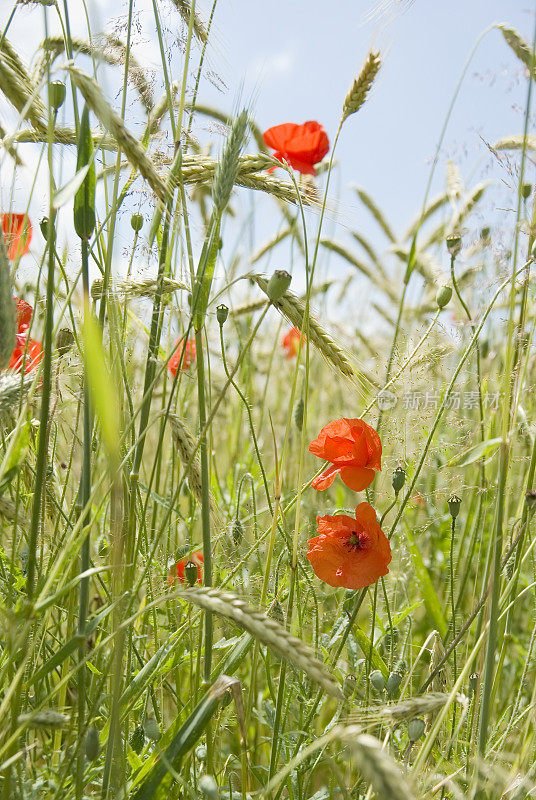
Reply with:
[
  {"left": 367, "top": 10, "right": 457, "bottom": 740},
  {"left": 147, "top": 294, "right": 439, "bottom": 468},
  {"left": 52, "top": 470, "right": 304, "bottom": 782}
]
[
  {"left": 348, "top": 693, "right": 452, "bottom": 724},
  {"left": 342, "top": 50, "right": 381, "bottom": 123},
  {"left": 171, "top": 0, "right": 208, "bottom": 44},
  {"left": 500, "top": 25, "right": 536, "bottom": 76},
  {"left": 90, "top": 277, "right": 187, "bottom": 301},
  {"left": 0, "top": 243, "right": 16, "bottom": 371},
  {"left": 254, "top": 275, "right": 355, "bottom": 379},
  {"left": 0, "top": 372, "right": 32, "bottom": 414},
  {"left": 67, "top": 64, "right": 169, "bottom": 203},
  {"left": 0, "top": 37, "right": 46, "bottom": 131},
  {"left": 175, "top": 585, "right": 343, "bottom": 700},
  {"left": 346, "top": 731, "right": 417, "bottom": 800},
  {"left": 212, "top": 110, "right": 249, "bottom": 213}
]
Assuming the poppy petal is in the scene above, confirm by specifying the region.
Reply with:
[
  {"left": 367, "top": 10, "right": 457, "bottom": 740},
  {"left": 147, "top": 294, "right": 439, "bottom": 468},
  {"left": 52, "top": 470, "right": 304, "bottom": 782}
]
[
  {"left": 311, "top": 464, "right": 340, "bottom": 491},
  {"left": 339, "top": 466, "right": 375, "bottom": 492}
]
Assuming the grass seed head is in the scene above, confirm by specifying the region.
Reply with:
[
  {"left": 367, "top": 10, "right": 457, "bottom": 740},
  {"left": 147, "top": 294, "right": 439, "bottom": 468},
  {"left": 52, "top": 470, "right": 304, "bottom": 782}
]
[
  {"left": 341, "top": 50, "right": 381, "bottom": 123},
  {"left": 212, "top": 109, "right": 249, "bottom": 213}
]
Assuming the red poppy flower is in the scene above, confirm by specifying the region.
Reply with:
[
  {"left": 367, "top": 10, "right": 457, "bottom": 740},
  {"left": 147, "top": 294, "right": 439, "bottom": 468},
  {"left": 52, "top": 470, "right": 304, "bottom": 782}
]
[
  {"left": 2, "top": 214, "right": 32, "bottom": 261},
  {"left": 281, "top": 327, "right": 304, "bottom": 358},
  {"left": 15, "top": 297, "right": 32, "bottom": 330},
  {"left": 9, "top": 332, "right": 43, "bottom": 374},
  {"left": 168, "top": 338, "right": 196, "bottom": 376},
  {"left": 170, "top": 551, "right": 204, "bottom": 584},
  {"left": 309, "top": 418, "right": 381, "bottom": 492},
  {"left": 263, "top": 121, "right": 329, "bottom": 176},
  {"left": 307, "top": 502, "right": 391, "bottom": 589}
]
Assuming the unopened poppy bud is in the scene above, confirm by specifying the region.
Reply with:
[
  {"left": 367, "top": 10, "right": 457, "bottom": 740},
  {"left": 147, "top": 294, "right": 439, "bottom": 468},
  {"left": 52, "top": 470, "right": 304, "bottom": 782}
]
[
  {"left": 386, "top": 670, "right": 402, "bottom": 697},
  {"left": 407, "top": 718, "right": 425, "bottom": 742},
  {"left": 294, "top": 397, "right": 304, "bottom": 431},
  {"left": 84, "top": 725, "right": 100, "bottom": 761},
  {"left": 49, "top": 80, "right": 66, "bottom": 111},
  {"left": 232, "top": 517, "right": 243, "bottom": 545},
  {"left": 216, "top": 304, "right": 229, "bottom": 326},
  {"left": 394, "top": 659, "right": 407, "bottom": 676},
  {"left": 448, "top": 494, "right": 461, "bottom": 520},
  {"left": 392, "top": 467, "right": 406, "bottom": 495},
  {"left": 40, "top": 216, "right": 55, "bottom": 245},
  {"left": 468, "top": 672, "right": 478, "bottom": 698},
  {"left": 343, "top": 674, "right": 357, "bottom": 699},
  {"left": 199, "top": 774, "right": 219, "bottom": 800},
  {"left": 130, "top": 212, "right": 144, "bottom": 232},
  {"left": 184, "top": 560, "right": 199, "bottom": 587},
  {"left": 522, "top": 182, "right": 532, "bottom": 200},
  {"left": 446, "top": 233, "right": 462, "bottom": 258},
  {"left": 370, "top": 670, "right": 385, "bottom": 693},
  {"left": 525, "top": 490, "right": 536, "bottom": 508},
  {"left": 143, "top": 717, "right": 160, "bottom": 741},
  {"left": 481, "top": 339, "right": 490, "bottom": 359},
  {"left": 56, "top": 327, "right": 74, "bottom": 356},
  {"left": 266, "top": 269, "right": 291, "bottom": 303},
  {"left": 382, "top": 627, "right": 399, "bottom": 654},
  {"left": 130, "top": 725, "right": 145, "bottom": 754},
  {"left": 196, "top": 744, "right": 208, "bottom": 761},
  {"left": 436, "top": 285, "right": 452, "bottom": 309}
]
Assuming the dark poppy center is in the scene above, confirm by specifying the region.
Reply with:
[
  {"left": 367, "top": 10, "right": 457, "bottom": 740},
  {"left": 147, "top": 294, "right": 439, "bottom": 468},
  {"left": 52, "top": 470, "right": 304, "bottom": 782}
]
[{"left": 345, "top": 531, "right": 363, "bottom": 550}]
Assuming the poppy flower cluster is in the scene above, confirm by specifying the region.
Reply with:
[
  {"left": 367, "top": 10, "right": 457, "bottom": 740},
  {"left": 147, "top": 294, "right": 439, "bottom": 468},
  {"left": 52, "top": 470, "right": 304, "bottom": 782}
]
[
  {"left": 168, "top": 337, "right": 196, "bottom": 377},
  {"left": 9, "top": 297, "right": 43, "bottom": 374},
  {"left": 263, "top": 121, "right": 329, "bottom": 176},
  {"left": 307, "top": 418, "right": 391, "bottom": 590}
]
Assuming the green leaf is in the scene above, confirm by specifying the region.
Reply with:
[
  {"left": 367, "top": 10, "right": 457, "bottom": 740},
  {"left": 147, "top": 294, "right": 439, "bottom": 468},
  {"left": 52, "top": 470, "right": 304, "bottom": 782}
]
[
  {"left": 353, "top": 627, "right": 389, "bottom": 679},
  {"left": 0, "top": 417, "right": 30, "bottom": 493},
  {"left": 404, "top": 525, "right": 447, "bottom": 637},
  {"left": 443, "top": 437, "right": 502, "bottom": 469},
  {"left": 80, "top": 313, "right": 119, "bottom": 464},
  {"left": 53, "top": 164, "right": 90, "bottom": 209}
]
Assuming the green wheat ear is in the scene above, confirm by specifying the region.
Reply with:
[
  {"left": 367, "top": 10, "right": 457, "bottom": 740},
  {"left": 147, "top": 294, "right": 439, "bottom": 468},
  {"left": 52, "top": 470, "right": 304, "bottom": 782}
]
[{"left": 0, "top": 241, "right": 16, "bottom": 371}]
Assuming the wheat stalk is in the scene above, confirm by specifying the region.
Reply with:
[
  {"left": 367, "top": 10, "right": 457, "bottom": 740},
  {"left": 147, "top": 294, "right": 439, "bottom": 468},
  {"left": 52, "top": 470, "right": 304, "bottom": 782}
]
[
  {"left": 347, "top": 693, "right": 453, "bottom": 724},
  {"left": 500, "top": 25, "right": 536, "bottom": 77},
  {"left": 254, "top": 275, "right": 355, "bottom": 379},
  {"left": 90, "top": 277, "right": 187, "bottom": 301},
  {"left": 170, "top": 0, "right": 208, "bottom": 44},
  {"left": 213, "top": 110, "right": 249, "bottom": 213},
  {"left": 0, "top": 37, "right": 46, "bottom": 132},
  {"left": 174, "top": 585, "right": 343, "bottom": 700},
  {"left": 342, "top": 50, "right": 381, "bottom": 123}
]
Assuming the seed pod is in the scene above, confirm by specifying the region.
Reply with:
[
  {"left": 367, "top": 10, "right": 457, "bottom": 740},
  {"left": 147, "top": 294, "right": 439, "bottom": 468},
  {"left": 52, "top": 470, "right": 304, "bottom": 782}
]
[
  {"left": 216, "top": 304, "right": 229, "bottom": 326},
  {"left": 143, "top": 717, "right": 160, "bottom": 741},
  {"left": 294, "top": 397, "right": 304, "bottom": 431},
  {"left": 407, "top": 718, "right": 425, "bottom": 742},
  {"left": 522, "top": 182, "right": 532, "bottom": 200},
  {"left": 130, "top": 212, "right": 144, "bottom": 232},
  {"left": 370, "top": 670, "right": 385, "bottom": 693},
  {"left": 343, "top": 674, "right": 357, "bottom": 699},
  {"left": 84, "top": 725, "right": 100, "bottom": 761},
  {"left": 196, "top": 744, "right": 208, "bottom": 761},
  {"left": 386, "top": 671, "right": 402, "bottom": 697},
  {"left": 199, "top": 774, "right": 219, "bottom": 800},
  {"left": 381, "top": 627, "right": 399, "bottom": 656},
  {"left": 130, "top": 725, "right": 145, "bottom": 754},
  {"left": 266, "top": 270, "right": 291, "bottom": 303},
  {"left": 392, "top": 467, "right": 406, "bottom": 495},
  {"left": 436, "top": 285, "right": 452, "bottom": 309},
  {"left": 184, "top": 561, "right": 199, "bottom": 587},
  {"left": 393, "top": 659, "right": 407, "bottom": 676},
  {"left": 446, "top": 233, "right": 462, "bottom": 258},
  {"left": 56, "top": 327, "right": 74, "bottom": 356},
  {"left": 49, "top": 80, "right": 66, "bottom": 111},
  {"left": 74, "top": 104, "right": 96, "bottom": 241},
  {"left": 448, "top": 494, "right": 461, "bottom": 520}
]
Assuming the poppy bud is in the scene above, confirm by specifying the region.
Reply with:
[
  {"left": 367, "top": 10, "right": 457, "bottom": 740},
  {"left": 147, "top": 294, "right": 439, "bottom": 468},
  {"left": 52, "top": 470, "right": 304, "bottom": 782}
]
[
  {"left": 294, "top": 397, "right": 304, "bottom": 431},
  {"left": 436, "top": 285, "right": 452, "bottom": 309},
  {"left": 343, "top": 674, "right": 357, "bottom": 699},
  {"left": 522, "top": 182, "right": 532, "bottom": 200},
  {"left": 392, "top": 467, "right": 406, "bottom": 495},
  {"left": 199, "top": 774, "right": 219, "bottom": 800},
  {"left": 232, "top": 517, "right": 243, "bottom": 545},
  {"left": 407, "top": 718, "right": 425, "bottom": 742},
  {"left": 131, "top": 212, "right": 144, "bottom": 232},
  {"left": 386, "top": 670, "right": 402, "bottom": 697},
  {"left": 74, "top": 104, "right": 96, "bottom": 241},
  {"left": 393, "top": 659, "right": 407, "bottom": 676},
  {"left": 49, "top": 80, "right": 66, "bottom": 111},
  {"left": 130, "top": 725, "right": 145, "bottom": 754},
  {"left": 480, "top": 227, "right": 490, "bottom": 242},
  {"left": 56, "top": 327, "right": 74, "bottom": 357},
  {"left": 369, "top": 670, "right": 385, "bottom": 693},
  {"left": 196, "top": 744, "right": 208, "bottom": 761},
  {"left": 448, "top": 494, "right": 461, "bottom": 520},
  {"left": 446, "top": 233, "right": 462, "bottom": 258},
  {"left": 381, "top": 627, "right": 399, "bottom": 655},
  {"left": 481, "top": 339, "right": 490, "bottom": 359},
  {"left": 84, "top": 725, "right": 100, "bottom": 761},
  {"left": 143, "top": 717, "right": 160, "bottom": 741},
  {"left": 216, "top": 304, "right": 229, "bottom": 326},
  {"left": 468, "top": 672, "right": 478, "bottom": 698},
  {"left": 184, "top": 560, "right": 199, "bottom": 587},
  {"left": 40, "top": 216, "right": 56, "bottom": 246},
  {"left": 266, "top": 269, "right": 291, "bottom": 303}
]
